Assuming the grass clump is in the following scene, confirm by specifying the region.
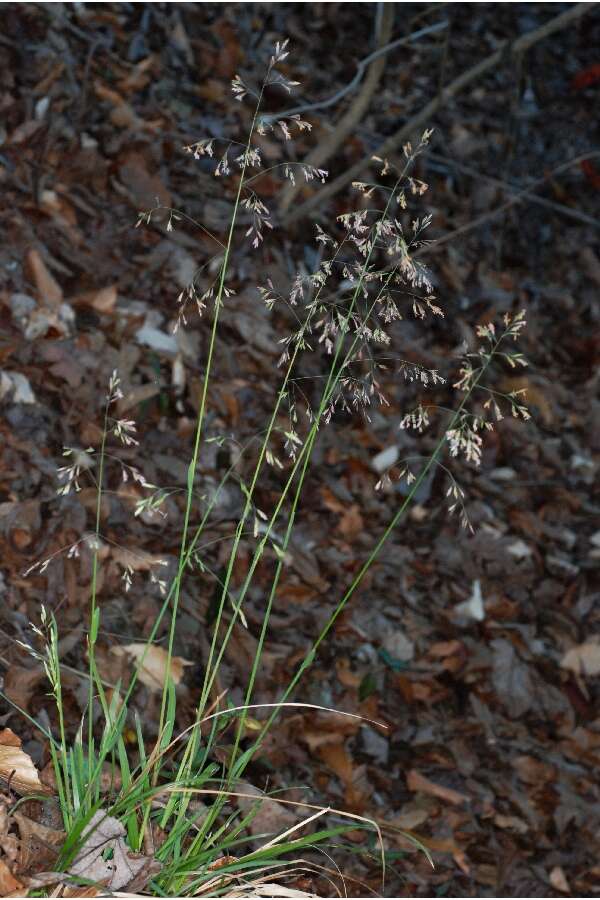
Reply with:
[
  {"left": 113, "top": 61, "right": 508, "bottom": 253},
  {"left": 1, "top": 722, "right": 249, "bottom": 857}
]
[{"left": 8, "top": 38, "right": 529, "bottom": 897}]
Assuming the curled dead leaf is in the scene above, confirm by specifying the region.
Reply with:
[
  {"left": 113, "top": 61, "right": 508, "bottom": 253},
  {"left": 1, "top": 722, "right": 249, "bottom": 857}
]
[{"left": 0, "top": 729, "right": 52, "bottom": 796}]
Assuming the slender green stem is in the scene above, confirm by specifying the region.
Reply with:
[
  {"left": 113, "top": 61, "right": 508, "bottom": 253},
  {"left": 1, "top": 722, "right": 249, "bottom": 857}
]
[
  {"left": 161, "top": 236, "right": 354, "bottom": 830},
  {"left": 222, "top": 189, "right": 405, "bottom": 767},
  {"left": 254, "top": 331, "right": 508, "bottom": 745},
  {"left": 87, "top": 398, "right": 110, "bottom": 789},
  {"left": 154, "top": 82, "right": 267, "bottom": 770}
]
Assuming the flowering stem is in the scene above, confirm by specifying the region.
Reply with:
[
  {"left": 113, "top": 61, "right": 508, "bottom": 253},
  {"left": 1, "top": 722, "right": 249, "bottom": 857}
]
[
  {"left": 254, "top": 328, "right": 510, "bottom": 745},
  {"left": 86, "top": 395, "right": 111, "bottom": 787}
]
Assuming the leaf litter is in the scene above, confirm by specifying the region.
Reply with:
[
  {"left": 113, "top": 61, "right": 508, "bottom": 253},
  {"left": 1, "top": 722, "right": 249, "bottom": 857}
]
[{"left": 0, "top": 3, "right": 598, "bottom": 897}]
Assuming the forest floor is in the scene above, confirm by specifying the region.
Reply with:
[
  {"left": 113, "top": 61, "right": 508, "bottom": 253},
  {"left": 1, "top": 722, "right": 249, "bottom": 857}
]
[{"left": 0, "top": 3, "right": 599, "bottom": 896}]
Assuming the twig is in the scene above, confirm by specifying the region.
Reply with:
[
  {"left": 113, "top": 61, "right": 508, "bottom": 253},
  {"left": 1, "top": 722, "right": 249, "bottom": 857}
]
[
  {"left": 265, "top": 19, "right": 448, "bottom": 123},
  {"left": 415, "top": 151, "right": 600, "bottom": 256},
  {"left": 279, "top": 4, "right": 396, "bottom": 214},
  {"left": 282, "top": 2, "right": 597, "bottom": 226},
  {"left": 427, "top": 151, "right": 600, "bottom": 231}
]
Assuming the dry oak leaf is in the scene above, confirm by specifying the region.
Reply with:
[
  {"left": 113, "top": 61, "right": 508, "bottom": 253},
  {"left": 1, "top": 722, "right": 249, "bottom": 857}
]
[
  {"left": 110, "top": 643, "right": 192, "bottom": 691},
  {"left": 68, "top": 810, "right": 161, "bottom": 892},
  {"left": 0, "top": 729, "right": 52, "bottom": 796},
  {"left": 561, "top": 640, "right": 600, "bottom": 677}
]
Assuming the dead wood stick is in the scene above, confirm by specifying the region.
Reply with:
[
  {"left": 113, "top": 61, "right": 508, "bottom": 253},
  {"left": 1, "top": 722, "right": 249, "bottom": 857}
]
[
  {"left": 282, "top": 2, "right": 597, "bottom": 227},
  {"left": 264, "top": 19, "right": 448, "bottom": 124},
  {"left": 279, "top": 3, "right": 396, "bottom": 215},
  {"left": 428, "top": 151, "right": 600, "bottom": 231},
  {"left": 413, "top": 151, "right": 600, "bottom": 256}
]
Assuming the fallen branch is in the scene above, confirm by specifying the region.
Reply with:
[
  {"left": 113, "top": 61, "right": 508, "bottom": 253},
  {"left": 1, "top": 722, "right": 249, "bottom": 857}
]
[
  {"left": 282, "top": 2, "right": 597, "bottom": 226},
  {"left": 279, "top": 4, "right": 396, "bottom": 215},
  {"left": 427, "top": 151, "right": 600, "bottom": 232},
  {"left": 267, "top": 18, "right": 448, "bottom": 123},
  {"left": 414, "top": 152, "right": 600, "bottom": 257}
]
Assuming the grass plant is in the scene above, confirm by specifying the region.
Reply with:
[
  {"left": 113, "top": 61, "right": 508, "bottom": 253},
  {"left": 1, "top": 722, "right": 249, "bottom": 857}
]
[{"left": 8, "top": 40, "right": 529, "bottom": 897}]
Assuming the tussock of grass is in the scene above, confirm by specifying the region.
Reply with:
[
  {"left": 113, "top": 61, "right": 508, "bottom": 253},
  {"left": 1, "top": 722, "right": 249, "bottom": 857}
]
[{"left": 6, "top": 36, "right": 528, "bottom": 898}]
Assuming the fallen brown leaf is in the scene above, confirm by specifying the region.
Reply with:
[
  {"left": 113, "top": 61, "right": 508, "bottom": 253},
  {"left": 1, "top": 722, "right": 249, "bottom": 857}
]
[
  {"left": 0, "top": 801, "right": 18, "bottom": 862},
  {"left": 235, "top": 783, "right": 297, "bottom": 838},
  {"left": 428, "top": 640, "right": 464, "bottom": 658},
  {"left": 337, "top": 504, "right": 364, "bottom": 540},
  {"left": 406, "top": 769, "right": 468, "bottom": 806},
  {"left": 26, "top": 248, "right": 63, "bottom": 309},
  {"left": 68, "top": 810, "right": 160, "bottom": 892},
  {"left": 512, "top": 754, "right": 556, "bottom": 785},
  {"left": 0, "top": 729, "right": 52, "bottom": 796},
  {"left": 71, "top": 285, "right": 118, "bottom": 314},
  {"left": 493, "top": 812, "right": 529, "bottom": 834},
  {"left": 0, "top": 858, "right": 24, "bottom": 896},
  {"left": 561, "top": 640, "right": 600, "bottom": 677},
  {"left": 500, "top": 375, "right": 554, "bottom": 426},
  {"left": 318, "top": 743, "right": 369, "bottom": 810},
  {"left": 62, "top": 885, "right": 102, "bottom": 897},
  {"left": 119, "top": 151, "right": 171, "bottom": 211},
  {"left": 390, "top": 803, "right": 432, "bottom": 830},
  {"left": 3, "top": 665, "right": 45, "bottom": 711},
  {"left": 549, "top": 865, "right": 571, "bottom": 894},
  {"left": 335, "top": 657, "right": 363, "bottom": 689},
  {"left": 110, "top": 547, "right": 165, "bottom": 572},
  {"left": 110, "top": 643, "right": 192, "bottom": 691},
  {"left": 14, "top": 811, "right": 65, "bottom": 874}
]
